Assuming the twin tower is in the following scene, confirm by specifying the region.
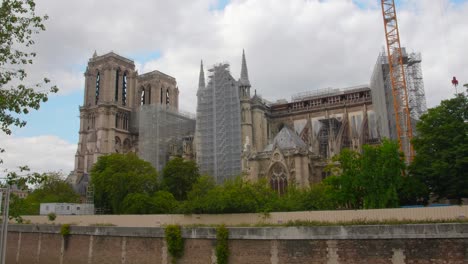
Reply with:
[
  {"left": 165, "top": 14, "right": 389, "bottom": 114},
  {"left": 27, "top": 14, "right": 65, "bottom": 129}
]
[{"left": 72, "top": 51, "right": 255, "bottom": 188}]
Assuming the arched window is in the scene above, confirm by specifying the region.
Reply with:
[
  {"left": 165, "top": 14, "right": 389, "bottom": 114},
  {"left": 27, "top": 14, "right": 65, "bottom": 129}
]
[
  {"left": 141, "top": 89, "right": 145, "bottom": 105},
  {"left": 269, "top": 163, "right": 288, "bottom": 195},
  {"left": 95, "top": 72, "right": 100, "bottom": 104},
  {"left": 115, "top": 70, "right": 120, "bottom": 102},
  {"left": 166, "top": 89, "right": 170, "bottom": 105},
  {"left": 122, "top": 73, "right": 127, "bottom": 106},
  {"left": 115, "top": 112, "right": 120, "bottom": 128},
  {"left": 160, "top": 87, "right": 163, "bottom": 104}
]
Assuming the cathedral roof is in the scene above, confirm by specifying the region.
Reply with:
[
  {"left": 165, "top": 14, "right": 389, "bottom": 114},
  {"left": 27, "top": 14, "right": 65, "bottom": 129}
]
[{"left": 263, "top": 126, "right": 308, "bottom": 152}]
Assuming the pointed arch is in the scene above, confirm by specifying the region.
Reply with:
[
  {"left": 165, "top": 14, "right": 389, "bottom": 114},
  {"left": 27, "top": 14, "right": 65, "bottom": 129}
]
[
  {"left": 122, "top": 71, "right": 128, "bottom": 106},
  {"left": 115, "top": 68, "right": 120, "bottom": 102},
  {"left": 268, "top": 162, "right": 288, "bottom": 195},
  {"left": 140, "top": 86, "right": 146, "bottom": 106},
  {"left": 95, "top": 71, "right": 101, "bottom": 104}
]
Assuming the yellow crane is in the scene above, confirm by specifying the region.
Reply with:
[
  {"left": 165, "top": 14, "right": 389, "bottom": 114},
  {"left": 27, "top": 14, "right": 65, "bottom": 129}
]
[{"left": 380, "top": 0, "right": 414, "bottom": 162}]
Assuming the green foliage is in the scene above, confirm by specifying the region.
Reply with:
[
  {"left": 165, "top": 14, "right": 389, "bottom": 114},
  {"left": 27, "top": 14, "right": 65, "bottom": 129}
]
[
  {"left": 151, "top": 191, "right": 178, "bottom": 214},
  {"left": 91, "top": 153, "right": 158, "bottom": 214},
  {"left": 215, "top": 225, "right": 229, "bottom": 264},
  {"left": 323, "top": 140, "right": 405, "bottom": 209},
  {"left": 9, "top": 172, "right": 80, "bottom": 216},
  {"left": 0, "top": 0, "right": 58, "bottom": 136},
  {"left": 398, "top": 176, "right": 429, "bottom": 205},
  {"left": 184, "top": 176, "right": 280, "bottom": 214},
  {"left": 121, "top": 193, "right": 154, "bottom": 214},
  {"left": 165, "top": 225, "right": 184, "bottom": 263},
  {"left": 410, "top": 94, "right": 468, "bottom": 202},
  {"left": 47, "top": 212, "right": 56, "bottom": 221},
  {"left": 121, "top": 191, "right": 178, "bottom": 214},
  {"left": 60, "top": 224, "right": 70, "bottom": 236},
  {"left": 162, "top": 158, "right": 200, "bottom": 201}
]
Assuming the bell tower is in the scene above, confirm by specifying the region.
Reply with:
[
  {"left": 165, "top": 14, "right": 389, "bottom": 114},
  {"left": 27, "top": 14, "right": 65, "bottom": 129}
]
[{"left": 74, "top": 51, "right": 138, "bottom": 178}]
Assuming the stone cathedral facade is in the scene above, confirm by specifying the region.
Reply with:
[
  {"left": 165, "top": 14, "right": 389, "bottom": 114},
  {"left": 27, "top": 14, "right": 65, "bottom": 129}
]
[
  {"left": 72, "top": 50, "right": 382, "bottom": 195},
  {"left": 71, "top": 52, "right": 181, "bottom": 190},
  {"left": 197, "top": 51, "right": 380, "bottom": 193}
]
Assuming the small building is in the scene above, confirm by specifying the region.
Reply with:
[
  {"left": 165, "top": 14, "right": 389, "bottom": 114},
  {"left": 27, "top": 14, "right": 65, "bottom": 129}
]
[{"left": 40, "top": 203, "right": 94, "bottom": 215}]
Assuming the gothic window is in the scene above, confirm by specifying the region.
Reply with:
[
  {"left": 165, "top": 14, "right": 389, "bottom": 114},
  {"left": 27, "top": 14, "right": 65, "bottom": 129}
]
[
  {"left": 122, "top": 73, "right": 127, "bottom": 106},
  {"left": 269, "top": 163, "right": 288, "bottom": 195},
  {"left": 95, "top": 72, "right": 100, "bottom": 104},
  {"left": 115, "top": 112, "right": 120, "bottom": 128},
  {"left": 115, "top": 70, "right": 120, "bottom": 102},
  {"left": 160, "top": 87, "right": 163, "bottom": 104},
  {"left": 141, "top": 89, "right": 146, "bottom": 105},
  {"left": 166, "top": 89, "right": 170, "bottom": 105}
]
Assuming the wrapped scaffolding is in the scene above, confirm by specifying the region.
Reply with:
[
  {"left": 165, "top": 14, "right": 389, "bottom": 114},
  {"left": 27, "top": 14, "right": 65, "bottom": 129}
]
[
  {"left": 196, "top": 63, "right": 242, "bottom": 183},
  {"left": 139, "top": 105, "right": 196, "bottom": 171}
]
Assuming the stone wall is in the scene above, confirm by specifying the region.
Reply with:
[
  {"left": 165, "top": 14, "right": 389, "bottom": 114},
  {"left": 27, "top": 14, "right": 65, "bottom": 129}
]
[
  {"left": 22, "top": 205, "right": 468, "bottom": 227},
  {"left": 6, "top": 224, "right": 468, "bottom": 264}
]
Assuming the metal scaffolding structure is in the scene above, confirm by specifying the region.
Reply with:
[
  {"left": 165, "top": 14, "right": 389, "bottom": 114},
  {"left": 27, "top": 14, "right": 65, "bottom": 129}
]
[
  {"left": 139, "top": 105, "right": 196, "bottom": 171},
  {"left": 405, "top": 52, "right": 427, "bottom": 120},
  {"left": 370, "top": 48, "right": 427, "bottom": 149},
  {"left": 196, "top": 63, "right": 242, "bottom": 183}
]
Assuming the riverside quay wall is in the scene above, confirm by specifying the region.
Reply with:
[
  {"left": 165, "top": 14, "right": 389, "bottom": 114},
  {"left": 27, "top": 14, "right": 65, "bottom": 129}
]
[{"left": 6, "top": 223, "right": 468, "bottom": 264}]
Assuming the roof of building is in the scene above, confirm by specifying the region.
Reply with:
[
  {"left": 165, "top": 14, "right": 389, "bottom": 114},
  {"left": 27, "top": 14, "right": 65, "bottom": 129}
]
[
  {"left": 263, "top": 126, "right": 308, "bottom": 152},
  {"left": 89, "top": 51, "right": 135, "bottom": 65}
]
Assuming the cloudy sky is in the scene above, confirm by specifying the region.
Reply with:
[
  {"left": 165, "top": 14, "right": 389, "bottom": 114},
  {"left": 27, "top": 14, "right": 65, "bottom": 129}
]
[{"left": 1, "top": 0, "right": 467, "bottom": 175}]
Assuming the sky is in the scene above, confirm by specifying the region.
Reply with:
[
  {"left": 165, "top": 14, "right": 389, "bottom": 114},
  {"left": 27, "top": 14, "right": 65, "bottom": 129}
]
[{"left": 1, "top": 0, "right": 467, "bottom": 175}]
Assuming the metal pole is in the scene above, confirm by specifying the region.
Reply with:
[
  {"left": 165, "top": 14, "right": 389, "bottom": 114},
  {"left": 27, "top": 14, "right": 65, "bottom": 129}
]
[
  {"left": 0, "top": 186, "right": 10, "bottom": 264},
  {"left": 0, "top": 190, "right": 3, "bottom": 264}
]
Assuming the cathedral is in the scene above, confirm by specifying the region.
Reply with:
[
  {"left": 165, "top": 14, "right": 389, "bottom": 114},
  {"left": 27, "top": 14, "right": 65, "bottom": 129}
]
[{"left": 71, "top": 49, "right": 424, "bottom": 195}]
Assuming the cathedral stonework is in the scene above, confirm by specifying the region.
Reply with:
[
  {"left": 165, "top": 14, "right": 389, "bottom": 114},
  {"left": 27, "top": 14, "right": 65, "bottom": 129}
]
[
  {"left": 72, "top": 52, "right": 189, "bottom": 192},
  {"left": 72, "top": 50, "right": 393, "bottom": 195}
]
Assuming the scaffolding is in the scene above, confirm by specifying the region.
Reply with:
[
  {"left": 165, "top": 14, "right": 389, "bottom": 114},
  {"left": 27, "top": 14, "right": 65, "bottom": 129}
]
[
  {"left": 139, "top": 105, "right": 196, "bottom": 171},
  {"left": 405, "top": 52, "right": 427, "bottom": 120},
  {"left": 318, "top": 118, "right": 342, "bottom": 158},
  {"left": 195, "top": 63, "right": 242, "bottom": 183},
  {"left": 370, "top": 48, "right": 427, "bottom": 142}
]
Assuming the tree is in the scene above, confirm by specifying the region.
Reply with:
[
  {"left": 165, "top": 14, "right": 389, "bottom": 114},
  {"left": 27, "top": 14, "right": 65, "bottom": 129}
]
[
  {"left": 1, "top": 0, "right": 58, "bottom": 136},
  {"left": 9, "top": 172, "right": 80, "bottom": 216},
  {"left": 161, "top": 157, "right": 200, "bottom": 201},
  {"left": 324, "top": 140, "right": 405, "bottom": 209},
  {"left": 90, "top": 153, "right": 158, "bottom": 214},
  {"left": 410, "top": 94, "right": 468, "bottom": 203},
  {"left": 1, "top": 0, "right": 58, "bottom": 192}
]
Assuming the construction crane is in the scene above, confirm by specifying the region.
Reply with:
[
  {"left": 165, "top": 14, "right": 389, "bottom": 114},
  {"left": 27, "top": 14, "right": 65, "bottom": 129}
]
[{"left": 380, "top": 0, "right": 414, "bottom": 162}]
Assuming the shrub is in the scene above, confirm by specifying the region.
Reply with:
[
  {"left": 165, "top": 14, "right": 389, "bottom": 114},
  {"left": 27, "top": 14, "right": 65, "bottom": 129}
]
[
  {"left": 47, "top": 212, "right": 57, "bottom": 221},
  {"left": 60, "top": 224, "right": 70, "bottom": 236},
  {"left": 216, "top": 225, "right": 229, "bottom": 264},
  {"left": 165, "top": 225, "right": 184, "bottom": 263}
]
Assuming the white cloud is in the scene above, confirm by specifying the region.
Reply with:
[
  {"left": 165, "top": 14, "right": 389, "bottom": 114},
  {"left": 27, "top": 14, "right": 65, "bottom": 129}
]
[
  {"left": 0, "top": 134, "right": 76, "bottom": 175},
  {"left": 6, "top": 0, "right": 467, "bottom": 172},
  {"left": 28, "top": 0, "right": 468, "bottom": 108}
]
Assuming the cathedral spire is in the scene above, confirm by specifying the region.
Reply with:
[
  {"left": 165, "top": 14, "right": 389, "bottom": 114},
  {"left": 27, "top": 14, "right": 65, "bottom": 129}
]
[
  {"left": 198, "top": 60, "right": 205, "bottom": 89},
  {"left": 240, "top": 49, "right": 250, "bottom": 86}
]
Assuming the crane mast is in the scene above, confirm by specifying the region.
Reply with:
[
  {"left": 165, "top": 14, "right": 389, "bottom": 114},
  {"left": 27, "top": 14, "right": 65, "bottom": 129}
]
[{"left": 380, "top": 0, "right": 414, "bottom": 162}]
